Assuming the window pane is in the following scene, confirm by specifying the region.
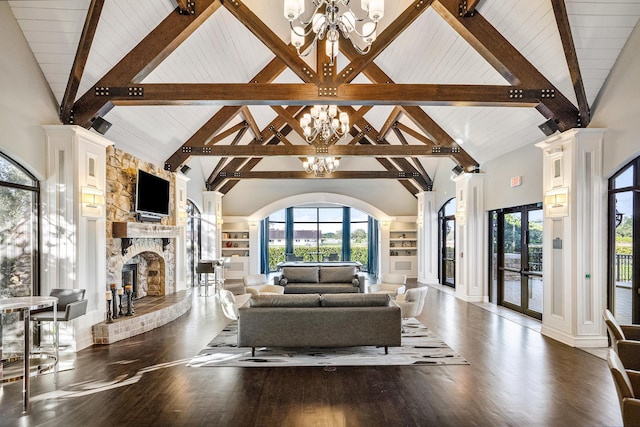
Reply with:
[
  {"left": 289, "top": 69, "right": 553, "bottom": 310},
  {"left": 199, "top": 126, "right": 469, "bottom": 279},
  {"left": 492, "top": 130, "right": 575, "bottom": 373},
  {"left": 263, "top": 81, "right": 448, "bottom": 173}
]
[
  {"left": 614, "top": 191, "right": 633, "bottom": 323},
  {"left": 269, "top": 209, "right": 286, "bottom": 222},
  {"left": 0, "top": 156, "right": 37, "bottom": 187},
  {"left": 614, "top": 165, "right": 634, "bottom": 189},
  {"left": 351, "top": 208, "right": 368, "bottom": 222},
  {"left": 318, "top": 208, "right": 341, "bottom": 222},
  {"left": 351, "top": 222, "right": 367, "bottom": 267},
  {"left": 293, "top": 222, "right": 318, "bottom": 260},
  {"left": 444, "top": 198, "right": 457, "bottom": 216},
  {"left": 294, "top": 208, "right": 317, "bottom": 222}
]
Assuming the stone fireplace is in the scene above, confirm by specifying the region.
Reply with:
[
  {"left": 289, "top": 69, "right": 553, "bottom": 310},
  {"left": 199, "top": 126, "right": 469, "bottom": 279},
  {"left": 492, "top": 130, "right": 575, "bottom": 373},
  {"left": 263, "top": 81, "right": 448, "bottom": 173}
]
[{"left": 107, "top": 222, "right": 179, "bottom": 297}]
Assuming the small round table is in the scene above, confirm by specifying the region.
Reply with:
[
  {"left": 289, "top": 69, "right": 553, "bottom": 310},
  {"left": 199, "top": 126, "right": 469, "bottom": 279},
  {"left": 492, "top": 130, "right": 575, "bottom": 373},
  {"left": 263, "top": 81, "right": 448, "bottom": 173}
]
[{"left": 0, "top": 296, "right": 58, "bottom": 411}]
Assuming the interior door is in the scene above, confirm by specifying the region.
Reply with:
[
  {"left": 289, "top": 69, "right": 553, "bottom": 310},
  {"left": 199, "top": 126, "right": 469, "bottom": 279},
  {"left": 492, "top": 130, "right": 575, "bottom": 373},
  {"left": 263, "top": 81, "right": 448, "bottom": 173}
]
[{"left": 497, "top": 205, "right": 543, "bottom": 319}]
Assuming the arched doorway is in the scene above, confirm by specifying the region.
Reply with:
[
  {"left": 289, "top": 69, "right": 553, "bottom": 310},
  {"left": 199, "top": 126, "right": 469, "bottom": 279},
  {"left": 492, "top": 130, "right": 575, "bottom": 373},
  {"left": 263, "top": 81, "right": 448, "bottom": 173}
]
[{"left": 439, "top": 198, "right": 456, "bottom": 288}]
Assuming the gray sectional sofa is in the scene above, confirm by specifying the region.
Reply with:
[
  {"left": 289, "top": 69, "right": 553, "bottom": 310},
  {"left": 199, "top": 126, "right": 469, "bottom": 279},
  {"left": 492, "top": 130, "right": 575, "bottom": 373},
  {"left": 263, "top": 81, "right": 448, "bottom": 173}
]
[
  {"left": 237, "top": 293, "right": 401, "bottom": 355},
  {"left": 273, "top": 265, "right": 365, "bottom": 294}
]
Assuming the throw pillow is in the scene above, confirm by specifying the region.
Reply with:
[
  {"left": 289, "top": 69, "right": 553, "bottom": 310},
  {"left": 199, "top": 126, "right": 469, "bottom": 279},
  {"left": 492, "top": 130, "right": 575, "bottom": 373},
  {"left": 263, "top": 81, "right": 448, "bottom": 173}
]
[
  {"left": 279, "top": 277, "right": 288, "bottom": 286},
  {"left": 352, "top": 278, "right": 360, "bottom": 287}
]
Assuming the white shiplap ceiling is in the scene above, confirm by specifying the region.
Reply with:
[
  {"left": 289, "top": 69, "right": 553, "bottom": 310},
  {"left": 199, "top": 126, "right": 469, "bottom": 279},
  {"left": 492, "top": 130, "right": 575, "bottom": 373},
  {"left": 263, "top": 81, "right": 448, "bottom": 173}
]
[{"left": 7, "top": 0, "right": 640, "bottom": 191}]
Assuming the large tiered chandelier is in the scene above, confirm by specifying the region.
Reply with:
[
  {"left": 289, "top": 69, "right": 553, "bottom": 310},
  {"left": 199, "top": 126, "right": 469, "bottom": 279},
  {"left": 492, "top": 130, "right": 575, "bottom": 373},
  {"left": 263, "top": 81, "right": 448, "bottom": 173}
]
[
  {"left": 300, "top": 105, "right": 349, "bottom": 144},
  {"left": 284, "top": 0, "right": 385, "bottom": 65},
  {"left": 303, "top": 156, "right": 340, "bottom": 176}
]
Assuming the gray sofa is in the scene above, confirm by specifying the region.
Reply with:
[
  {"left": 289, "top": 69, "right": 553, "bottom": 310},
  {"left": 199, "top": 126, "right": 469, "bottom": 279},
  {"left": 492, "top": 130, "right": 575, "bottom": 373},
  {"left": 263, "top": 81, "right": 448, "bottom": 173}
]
[
  {"left": 237, "top": 293, "right": 401, "bottom": 356},
  {"left": 274, "top": 265, "right": 365, "bottom": 294}
]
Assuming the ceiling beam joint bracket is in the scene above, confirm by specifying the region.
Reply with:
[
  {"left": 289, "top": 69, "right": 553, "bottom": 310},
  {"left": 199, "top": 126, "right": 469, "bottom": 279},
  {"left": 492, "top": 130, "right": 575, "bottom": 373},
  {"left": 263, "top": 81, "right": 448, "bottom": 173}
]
[
  {"left": 177, "top": 1, "right": 196, "bottom": 15},
  {"left": 540, "top": 89, "right": 556, "bottom": 99},
  {"left": 458, "top": 1, "right": 475, "bottom": 17},
  {"left": 224, "top": 0, "right": 241, "bottom": 9},
  {"left": 128, "top": 87, "right": 144, "bottom": 97},
  {"left": 318, "top": 85, "right": 338, "bottom": 97},
  {"left": 508, "top": 89, "right": 523, "bottom": 99},
  {"left": 95, "top": 86, "right": 110, "bottom": 96}
]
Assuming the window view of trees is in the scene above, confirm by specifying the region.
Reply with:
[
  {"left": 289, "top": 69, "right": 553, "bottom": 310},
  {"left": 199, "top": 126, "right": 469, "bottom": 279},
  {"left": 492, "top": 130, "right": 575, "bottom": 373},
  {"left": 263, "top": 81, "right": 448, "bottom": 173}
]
[{"left": 0, "top": 154, "right": 38, "bottom": 298}]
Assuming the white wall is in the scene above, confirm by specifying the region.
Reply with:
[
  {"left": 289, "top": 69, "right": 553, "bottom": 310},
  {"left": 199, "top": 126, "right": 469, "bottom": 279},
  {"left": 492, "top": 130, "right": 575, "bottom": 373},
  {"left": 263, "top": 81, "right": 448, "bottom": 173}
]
[
  {"left": 482, "top": 142, "right": 544, "bottom": 211},
  {"left": 0, "top": 2, "right": 60, "bottom": 178},
  {"left": 591, "top": 22, "right": 640, "bottom": 178},
  {"left": 221, "top": 178, "right": 419, "bottom": 217}
]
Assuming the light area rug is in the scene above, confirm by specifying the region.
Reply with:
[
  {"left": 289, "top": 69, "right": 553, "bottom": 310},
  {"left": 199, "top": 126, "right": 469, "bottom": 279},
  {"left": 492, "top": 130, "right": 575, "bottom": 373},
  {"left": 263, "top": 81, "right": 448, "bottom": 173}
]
[{"left": 187, "top": 319, "right": 468, "bottom": 368}]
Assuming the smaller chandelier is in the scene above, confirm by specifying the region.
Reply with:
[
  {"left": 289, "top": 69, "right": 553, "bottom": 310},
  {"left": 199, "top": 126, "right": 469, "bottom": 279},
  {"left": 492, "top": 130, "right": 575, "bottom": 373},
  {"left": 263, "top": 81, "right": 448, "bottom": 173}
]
[
  {"left": 303, "top": 156, "right": 340, "bottom": 176},
  {"left": 284, "top": 0, "right": 385, "bottom": 65},
  {"left": 300, "top": 105, "right": 349, "bottom": 144}
]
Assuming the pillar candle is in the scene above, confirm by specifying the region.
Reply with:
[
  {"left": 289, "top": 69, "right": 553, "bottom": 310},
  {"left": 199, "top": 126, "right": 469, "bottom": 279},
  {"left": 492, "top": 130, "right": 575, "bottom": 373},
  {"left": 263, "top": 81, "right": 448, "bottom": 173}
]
[
  {"left": 106, "top": 291, "right": 112, "bottom": 300},
  {"left": 110, "top": 283, "right": 116, "bottom": 289},
  {"left": 117, "top": 287, "right": 124, "bottom": 295}
]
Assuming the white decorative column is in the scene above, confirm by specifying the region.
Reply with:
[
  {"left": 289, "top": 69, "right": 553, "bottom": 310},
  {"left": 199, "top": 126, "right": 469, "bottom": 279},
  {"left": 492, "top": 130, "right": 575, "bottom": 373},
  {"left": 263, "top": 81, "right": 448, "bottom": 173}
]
[
  {"left": 201, "top": 191, "right": 223, "bottom": 260},
  {"left": 537, "top": 129, "right": 607, "bottom": 348},
  {"left": 247, "top": 218, "right": 260, "bottom": 274},
  {"left": 379, "top": 218, "right": 392, "bottom": 276},
  {"left": 174, "top": 173, "right": 189, "bottom": 291},
  {"left": 453, "top": 173, "right": 486, "bottom": 302},
  {"left": 417, "top": 192, "right": 439, "bottom": 285},
  {"left": 43, "top": 125, "right": 111, "bottom": 351}
]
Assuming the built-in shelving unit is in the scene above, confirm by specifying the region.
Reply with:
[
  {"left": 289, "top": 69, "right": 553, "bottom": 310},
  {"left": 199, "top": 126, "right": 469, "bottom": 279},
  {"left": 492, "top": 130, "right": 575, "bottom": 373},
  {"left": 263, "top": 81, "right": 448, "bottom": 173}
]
[
  {"left": 220, "top": 223, "right": 250, "bottom": 279},
  {"left": 388, "top": 223, "right": 417, "bottom": 277}
]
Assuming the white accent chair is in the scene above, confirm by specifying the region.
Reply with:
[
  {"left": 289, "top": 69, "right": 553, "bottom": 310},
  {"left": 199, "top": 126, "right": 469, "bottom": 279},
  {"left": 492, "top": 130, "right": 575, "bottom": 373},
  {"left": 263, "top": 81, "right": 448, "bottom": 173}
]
[
  {"left": 243, "top": 274, "right": 285, "bottom": 296},
  {"left": 368, "top": 273, "right": 407, "bottom": 296},
  {"left": 395, "top": 287, "right": 428, "bottom": 319},
  {"left": 218, "top": 289, "right": 251, "bottom": 321}
]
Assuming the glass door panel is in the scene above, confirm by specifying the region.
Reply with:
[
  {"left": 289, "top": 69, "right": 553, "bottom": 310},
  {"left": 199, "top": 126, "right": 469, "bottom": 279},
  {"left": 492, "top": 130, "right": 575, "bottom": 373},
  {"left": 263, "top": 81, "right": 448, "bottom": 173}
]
[
  {"left": 502, "top": 212, "right": 522, "bottom": 307},
  {"left": 443, "top": 218, "right": 455, "bottom": 287},
  {"left": 613, "top": 191, "right": 633, "bottom": 324}
]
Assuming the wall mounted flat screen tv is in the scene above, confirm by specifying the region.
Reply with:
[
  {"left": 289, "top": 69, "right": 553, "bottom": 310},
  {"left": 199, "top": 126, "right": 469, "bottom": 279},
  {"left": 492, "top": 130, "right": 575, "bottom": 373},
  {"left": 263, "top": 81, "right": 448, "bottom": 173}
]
[{"left": 135, "top": 169, "right": 170, "bottom": 217}]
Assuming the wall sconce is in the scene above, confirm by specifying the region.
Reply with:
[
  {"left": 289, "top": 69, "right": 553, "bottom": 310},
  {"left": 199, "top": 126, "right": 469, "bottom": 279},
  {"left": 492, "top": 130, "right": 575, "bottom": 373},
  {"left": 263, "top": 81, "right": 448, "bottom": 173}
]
[
  {"left": 545, "top": 187, "right": 569, "bottom": 217},
  {"left": 81, "top": 186, "right": 105, "bottom": 218},
  {"left": 455, "top": 208, "right": 466, "bottom": 225},
  {"left": 248, "top": 219, "right": 259, "bottom": 227}
]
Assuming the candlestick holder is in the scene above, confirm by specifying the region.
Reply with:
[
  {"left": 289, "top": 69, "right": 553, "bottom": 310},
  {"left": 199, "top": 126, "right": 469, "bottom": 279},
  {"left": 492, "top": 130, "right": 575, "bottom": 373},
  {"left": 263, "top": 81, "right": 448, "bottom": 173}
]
[
  {"left": 106, "top": 300, "right": 113, "bottom": 323},
  {"left": 118, "top": 293, "right": 124, "bottom": 317},
  {"left": 126, "top": 288, "right": 134, "bottom": 316},
  {"left": 111, "top": 288, "right": 118, "bottom": 319}
]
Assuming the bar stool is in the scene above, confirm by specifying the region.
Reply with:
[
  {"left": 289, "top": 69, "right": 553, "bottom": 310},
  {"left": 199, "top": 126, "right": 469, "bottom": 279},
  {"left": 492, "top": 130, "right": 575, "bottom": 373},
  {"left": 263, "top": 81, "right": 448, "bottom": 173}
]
[{"left": 196, "top": 261, "right": 215, "bottom": 296}]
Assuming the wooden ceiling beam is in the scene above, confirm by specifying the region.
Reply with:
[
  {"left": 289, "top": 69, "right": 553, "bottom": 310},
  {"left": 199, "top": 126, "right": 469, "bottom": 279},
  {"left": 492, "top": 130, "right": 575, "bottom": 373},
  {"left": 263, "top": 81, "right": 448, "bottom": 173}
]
[
  {"left": 393, "top": 127, "right": 433, "bottom": 185},
  {"left": 394, "top": 122, "right": 438, "bottom": 146},
  {"left": 551, "top": 0, "right": 590, "bottom": 126},
  {"left": 335, "top": 0, "right": 434, "bottom": 84},
  {"left": 183, "top": 144, "right": 457, "bottom": 157},
  {"left": 102, "top": 83, "right": 541, "bottom": 106},
  {"left": 214, "top": 171, "right": 427, "bottom": 179},
  {"left": 60, "top": 0, "right": 105, "bottom": 124},
  {"left": 72, "top": 0, "right": 221, "bottom": 127},
  {"left": 220, "top": 0, "right": 321, "bottom": 84},
  {"left": 433, "top": 0, "right": 580, "bottom": 130}
]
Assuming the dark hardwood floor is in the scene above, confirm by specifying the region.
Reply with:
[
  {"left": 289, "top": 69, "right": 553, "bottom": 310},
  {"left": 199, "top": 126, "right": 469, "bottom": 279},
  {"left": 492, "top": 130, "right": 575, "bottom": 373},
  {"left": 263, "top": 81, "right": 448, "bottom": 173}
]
[{"left": 1, "top": 284, "right": 621, "bottom": 426}]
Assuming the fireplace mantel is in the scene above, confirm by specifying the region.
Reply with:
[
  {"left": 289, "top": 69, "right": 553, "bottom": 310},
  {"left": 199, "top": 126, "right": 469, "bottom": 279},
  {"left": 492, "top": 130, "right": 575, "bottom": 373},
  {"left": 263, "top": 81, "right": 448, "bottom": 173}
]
[{"left": 112, "top": 222, "right": 181, "bottom": 238}]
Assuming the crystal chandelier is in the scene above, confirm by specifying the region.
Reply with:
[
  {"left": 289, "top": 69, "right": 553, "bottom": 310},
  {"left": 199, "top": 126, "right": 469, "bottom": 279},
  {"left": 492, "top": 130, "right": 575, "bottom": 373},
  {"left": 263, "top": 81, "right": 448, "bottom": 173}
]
[
  {"left": 284, "top": 0, "right": 385, "bottom": 65},
  {"left": 303, "top": 156, "right": 340, "bottom": 176},
  {"left": 300, "top": 105, "right": 350, "bottom": 144}
]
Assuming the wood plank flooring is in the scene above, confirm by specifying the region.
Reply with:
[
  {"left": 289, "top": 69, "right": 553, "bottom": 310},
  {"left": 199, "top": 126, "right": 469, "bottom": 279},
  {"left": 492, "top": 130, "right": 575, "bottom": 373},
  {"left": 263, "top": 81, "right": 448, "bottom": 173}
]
[{"left": 0, "top": 284, "right": 622, "bottom": 426}]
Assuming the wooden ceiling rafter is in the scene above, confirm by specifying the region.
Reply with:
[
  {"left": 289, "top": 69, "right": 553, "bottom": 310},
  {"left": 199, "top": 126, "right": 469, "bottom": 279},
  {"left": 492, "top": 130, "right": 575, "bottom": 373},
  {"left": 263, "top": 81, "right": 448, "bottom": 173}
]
[
  {"left": 165, "top": 57, "right": 288, "bottom": 171},
  {"left": 378, "top": 107, "right": 403, "bottom": 142},
  {"left": 551, "top": 0, "right": 590, "bottom": 126},
  {"left": 432, "top": 0, "right": 580, "bottom": 131},
  {"left": 220, "top": 0, "right": 321, "bottom": 85},
  {"left": 72, "top": 0, "right": 222, "bottom": 127},
  {"left": 60, "top": 0, "right": 105, "bottom": 124},
  {"left": 240, "top": 106, "right": 262, "bottom": 141},
  {"left": 334, "top": 0, "right": 435, "bottom": 85},
  {"left": 205, "top": 125, "right": 249, "bottom": 186},
  {"left": 392, "top": 126, "right": 433, "bottom": 186}
]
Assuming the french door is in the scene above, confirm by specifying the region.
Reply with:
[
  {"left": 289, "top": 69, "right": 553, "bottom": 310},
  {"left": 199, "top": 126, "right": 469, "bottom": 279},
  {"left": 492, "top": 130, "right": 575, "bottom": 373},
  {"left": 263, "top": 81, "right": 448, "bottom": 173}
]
[{"left": 495, "top": 205, "right": 543, "bottom": 319}]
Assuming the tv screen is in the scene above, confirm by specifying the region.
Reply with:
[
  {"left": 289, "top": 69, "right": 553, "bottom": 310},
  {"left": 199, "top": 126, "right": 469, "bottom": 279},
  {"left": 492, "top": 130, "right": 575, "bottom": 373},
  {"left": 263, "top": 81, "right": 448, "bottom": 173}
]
[{"left": 135, "top": 170, "right": 170, "bottom": 217}]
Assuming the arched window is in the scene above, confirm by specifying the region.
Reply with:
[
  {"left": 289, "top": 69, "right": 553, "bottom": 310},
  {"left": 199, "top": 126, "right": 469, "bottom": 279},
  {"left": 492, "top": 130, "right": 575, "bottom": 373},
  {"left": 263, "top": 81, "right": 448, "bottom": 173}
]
[
  {"left": 608, "top": 158, "right": 640, "bottom": 323},
  {"left": 439, "top": 198, "right": 456, "bottom": 288},
  {"left": 0, "top": 153, "right": 39, "bottom": 297},
  {"left": 263, "top": 206, "right": 374, "bottom": 273},
  {"left": 185, "top": 200, "right": 201, "bottom": 288}
]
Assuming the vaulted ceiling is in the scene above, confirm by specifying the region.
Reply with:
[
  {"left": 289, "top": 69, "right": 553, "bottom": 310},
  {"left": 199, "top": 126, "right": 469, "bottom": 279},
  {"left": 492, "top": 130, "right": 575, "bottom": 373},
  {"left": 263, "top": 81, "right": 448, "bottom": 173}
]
[{"left": 8, "top": 0, "right": 640, "bottom": 196}]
